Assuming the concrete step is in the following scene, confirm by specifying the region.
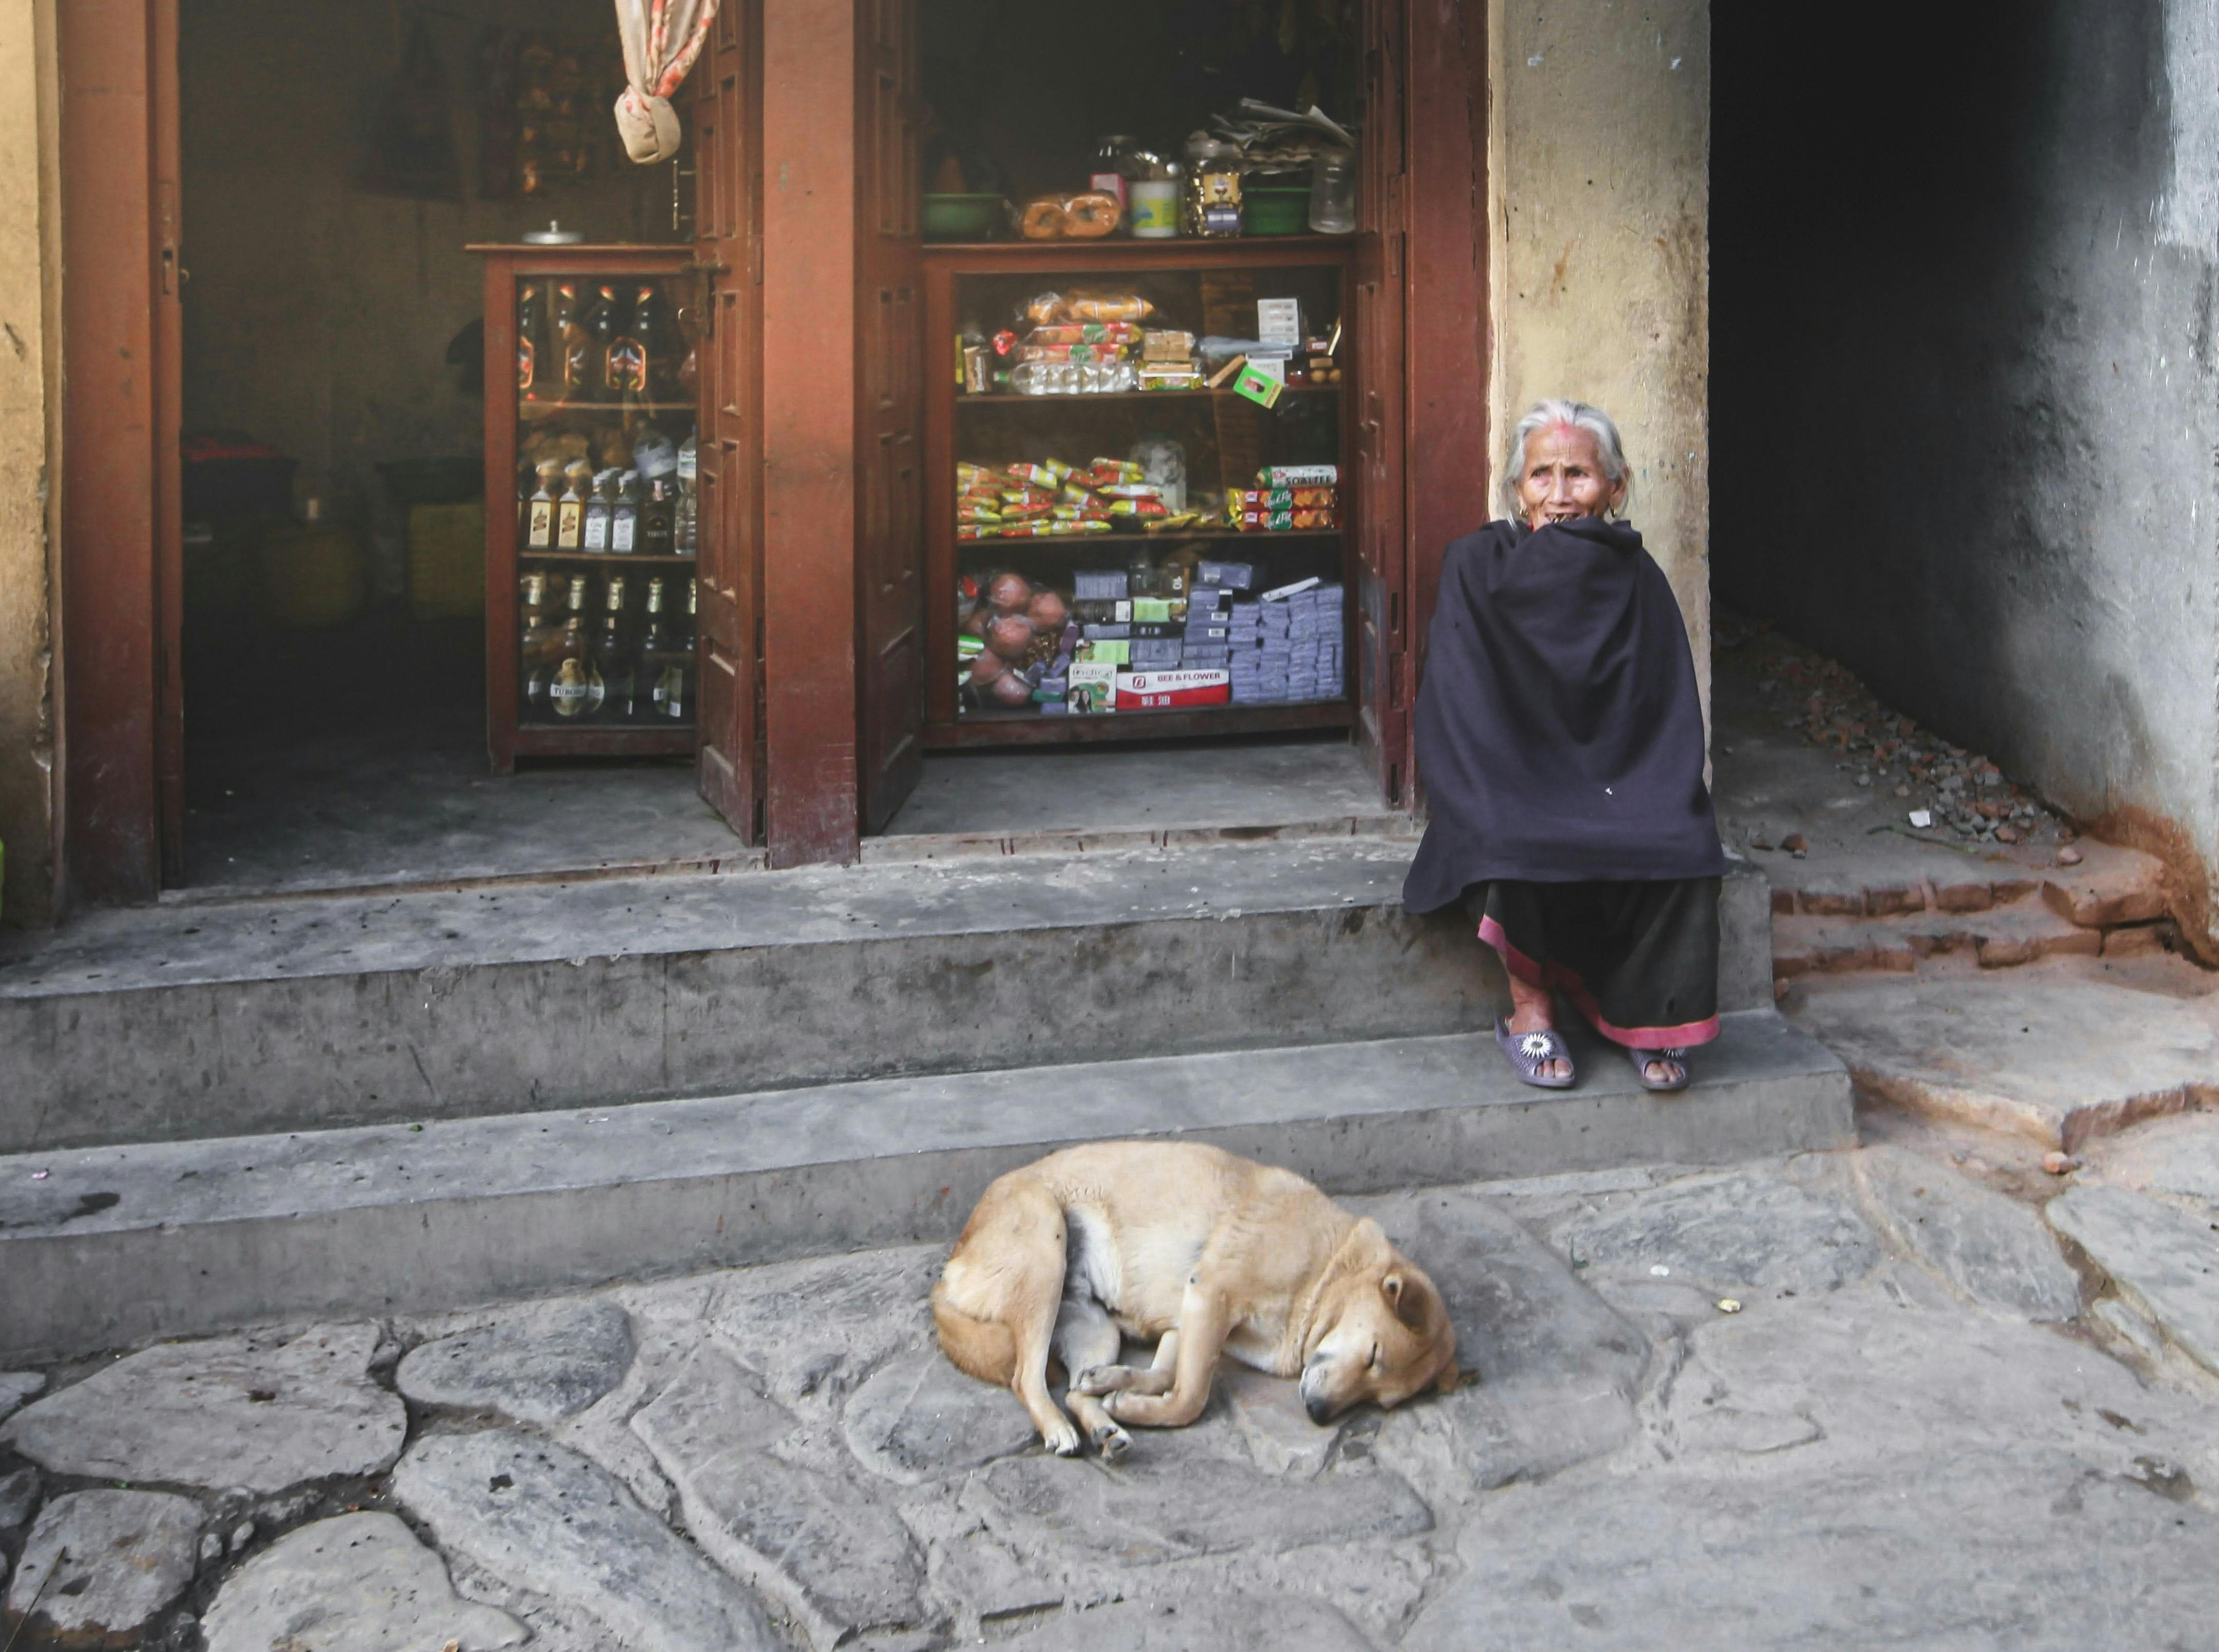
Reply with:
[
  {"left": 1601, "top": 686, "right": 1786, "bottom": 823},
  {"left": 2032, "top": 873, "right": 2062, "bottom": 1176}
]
[
  {"left": 1, "top": 840, "right": 1775, "bottom": 1153},
  {"left": 0, "top": 1008, "right": 1852, "bottom": 1361}
]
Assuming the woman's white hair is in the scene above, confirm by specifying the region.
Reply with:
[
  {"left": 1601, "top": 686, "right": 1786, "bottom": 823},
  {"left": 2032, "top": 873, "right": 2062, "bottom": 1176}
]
[{"left": 1500, "top": 398, "right": 1631, "bottom": 519}]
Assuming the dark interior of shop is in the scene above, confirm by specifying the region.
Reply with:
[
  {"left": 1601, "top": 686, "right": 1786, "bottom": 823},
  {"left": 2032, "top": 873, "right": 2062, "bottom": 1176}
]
[{"left": 177, "top": 0, "right": 1374, "bottom": 894}]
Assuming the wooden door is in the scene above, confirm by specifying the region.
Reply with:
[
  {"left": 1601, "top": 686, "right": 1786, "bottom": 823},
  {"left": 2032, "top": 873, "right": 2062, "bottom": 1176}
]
[
  {"left": 1353, "top": 0, "right": 1412, "bottom": 808},
  {"left": 689, "top": 0, "right": 765, "bottom": 841},
  {"left": 59, "top": 0, "right": 184, "bottom": 904},
  {"left": 854, "top": 0, "right": 924, "bottom": 835}
]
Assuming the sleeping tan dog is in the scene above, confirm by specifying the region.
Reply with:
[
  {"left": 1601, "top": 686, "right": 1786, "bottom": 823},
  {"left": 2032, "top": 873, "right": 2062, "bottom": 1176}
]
[{"left": 932, "top": 1140, "right": 1458, "bottom": 1459}]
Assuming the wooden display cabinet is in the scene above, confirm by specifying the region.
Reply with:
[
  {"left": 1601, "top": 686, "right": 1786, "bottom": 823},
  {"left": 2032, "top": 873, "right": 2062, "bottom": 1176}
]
[
  {"left": 474, "top": 244, "right": 704, "bottom": 773},
  {"left": 923, "top": 239, "right": 1358, "bottom": 746}
]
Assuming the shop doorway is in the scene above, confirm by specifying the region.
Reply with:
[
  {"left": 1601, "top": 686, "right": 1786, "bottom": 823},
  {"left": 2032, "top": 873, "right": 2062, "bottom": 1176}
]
[{"left": 162, "top": 0, "right": 755, "bottom": 896}]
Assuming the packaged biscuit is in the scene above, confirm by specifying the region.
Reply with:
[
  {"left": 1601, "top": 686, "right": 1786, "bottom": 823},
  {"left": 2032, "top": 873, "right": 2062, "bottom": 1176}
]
[
  {"left": 1019, "top": 341, "right": 1138, "bottom": 365},
  {"left": 1029, "top": 323, "right": 1142, "bottom": 346},
  {"left": 1255, "top": 464, "right": 1339, "bottom": 487},
  {"left": 1085, "top": 458, "right": 1146, "bottom": 485},
  {"left": 1105, "top": 497, "right": 1167, "bottom": 517},
  {"left": 1141, "top": 328, "right": 1197, "bottom": 363},
  {"left": 1008, "top": 461, "right": 1070, "bottom": 488},
  {"left": 1238, "top": 507, "right": 1339, "bottom": 532},
  {"left": 1233, "top": 487, "right": 1338, "bottom": 510},
  {"left": 1098, "top": 483, "right": 1162, "bottom": 500}
]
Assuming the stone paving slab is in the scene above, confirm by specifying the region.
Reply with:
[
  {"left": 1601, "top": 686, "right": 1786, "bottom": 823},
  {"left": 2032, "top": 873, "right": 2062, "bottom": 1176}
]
[
  {"left": 1792, "top": 971, "right": 2219, "bottom": 1149},
  {"left": 1, "top": 1323, "right": 404, "bottom": 1493},
  {"left": 4, "top": 1489, "right": 203, "bottom": 1647},
  {"left": 201, "top": 1511, "right": 529, "bottom": 1652},
  {"left": 2049, "top": 1184, "right": 2219, "bottom": 1377},
  {"left": 395, "top": 1300, "right": 635, "bottom": 1424},
  {"left": 1855, "top": 1144, "right": 2084, "bottom": 1320},
  {"left": 0, "top": 1010, "right": 1850, "bottom": 1361},
  {"left": 2083, "top": 1109, "right": 2219, "bottom": 1204},
  {"left": 393, "top": 1430, "right": 781, "bottom": 1652}
]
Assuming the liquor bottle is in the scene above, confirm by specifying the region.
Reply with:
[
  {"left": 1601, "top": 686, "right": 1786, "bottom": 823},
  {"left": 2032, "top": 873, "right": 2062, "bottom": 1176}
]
[
  {"left": 556, "top": 460, "right": 591, "bottom": 549},
  {"left": 652, "top": 578, "right": 694, "bottom": 720},
  {"left": 609, "top": 285, "right": 653, "bottom": 398},
  {"left": 640, "top": 475, "right": 675, "bottom": 555},
  {"left": 516, "top": 461, "right": 533, "bottom": 539},
  {"left": 582, "top": 470, "right": 613, "bottom": 552},
  {"left": 517, "top": 282, "right": 543, "bottom": 397},
  {"left": 595, "top": 575, "right": 637, "bottom": 718},
  {"left": 519, "top": 572, "right": 556, "bottom": 717},
  {"left": 632, "top": 283, "right": 667, "bottom": 399},
  {"left": 558, "top": 574, "right": 592, "bottom": 630},
  {"left": 595, "top": 285, "right": 637, "bottom": 399},
  {"left": 552, "top": 282, "right": 590, "bottom": 401},
  {"left": 527, "top": 461, "right": 561, "bottom": 549},
  {"left": 549, "top": 613, "right": 602, "bottom": 719},
  {"left": 589, "top": 285, "right": 621, "bottom": 400},
  {"left": 675, "top": 434, "right": 698, "bottom": 556},
  {"left": 611, "top": 470, "right": 639, "bottom": 553}
]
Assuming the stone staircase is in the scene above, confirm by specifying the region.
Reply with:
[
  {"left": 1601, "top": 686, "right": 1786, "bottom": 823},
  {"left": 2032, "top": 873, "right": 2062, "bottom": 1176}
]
[
  {"left": 0, "top": 837, "right": 1850, "bottom": 1360},
  {"left": 1771, "top": 839, "right": 2175, "bottom": 980}
]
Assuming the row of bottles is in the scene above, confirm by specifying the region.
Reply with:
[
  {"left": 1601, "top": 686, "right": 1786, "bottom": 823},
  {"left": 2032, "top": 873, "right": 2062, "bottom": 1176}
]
[
  {"left": 520, "top": 572, "right": 696, "bottom": 723},
  {"left": 518, "top": 280, "right": 690, "bottom": 405},
  {"left": 520, "top": 436, "right": 697, "bottom": 556}
]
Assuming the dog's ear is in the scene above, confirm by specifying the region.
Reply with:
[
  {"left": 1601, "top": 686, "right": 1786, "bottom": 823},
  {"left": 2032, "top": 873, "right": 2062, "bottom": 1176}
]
[
  {"left": 1349, "top": 1217, "right": 1394, "bottom": 1263},
  {"left": 1380, "top": 1271, "right": 1428, "bottom": 1329}
]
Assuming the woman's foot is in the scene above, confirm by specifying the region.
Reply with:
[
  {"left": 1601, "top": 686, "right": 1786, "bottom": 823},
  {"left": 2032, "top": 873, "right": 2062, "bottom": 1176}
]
[
  {"left": 1504, "top": 974, "right": 1571, "bottom": 1083},
  {"left": 1628, "top": 1046, "right": 1691, "bottom": 1093}
]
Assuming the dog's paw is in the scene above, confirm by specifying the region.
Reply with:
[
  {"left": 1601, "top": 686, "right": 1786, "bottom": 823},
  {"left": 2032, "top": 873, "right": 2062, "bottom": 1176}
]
[
  {"left": 1070, "top": 1364, "right": 1124, "bottom": 1395},
  {"left": 1042, "top": 1418, "right": 1084, "bottom": 1457},
  {"left": 1091, "top": 1421, "right": 1133, "bottom": 1462}
]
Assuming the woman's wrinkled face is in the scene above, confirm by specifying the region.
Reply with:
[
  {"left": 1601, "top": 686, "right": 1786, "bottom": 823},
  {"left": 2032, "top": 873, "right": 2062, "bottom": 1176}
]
[{"left": 1517, "top": 424, "right": 1624, "bottom": 529}]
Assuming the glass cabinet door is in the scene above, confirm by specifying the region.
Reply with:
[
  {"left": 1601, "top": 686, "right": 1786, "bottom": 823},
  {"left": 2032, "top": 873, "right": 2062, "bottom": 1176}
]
[
  {"left": 511, "top": 270, "right": 700, "bottom": 731},
  {"left": 948, "top": 262, "right": 1346, "bottom": 722}
]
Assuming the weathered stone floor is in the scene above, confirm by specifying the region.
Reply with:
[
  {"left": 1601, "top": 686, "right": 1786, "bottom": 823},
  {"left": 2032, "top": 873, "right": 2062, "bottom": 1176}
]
[{"left": 6, "top": 1107, "right": 2218, "bottom": 1651}]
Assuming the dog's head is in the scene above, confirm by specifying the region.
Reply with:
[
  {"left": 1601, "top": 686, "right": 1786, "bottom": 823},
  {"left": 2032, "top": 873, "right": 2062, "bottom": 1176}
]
[{"left": 1298, "top": 1217, "right": 1460, "bottom": 1424}]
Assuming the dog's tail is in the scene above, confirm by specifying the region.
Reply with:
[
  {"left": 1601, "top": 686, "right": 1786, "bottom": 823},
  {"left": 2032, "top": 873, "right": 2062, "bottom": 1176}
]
[{"left": 931, "top": 1278, "right": 1017, "bottom": 1386}]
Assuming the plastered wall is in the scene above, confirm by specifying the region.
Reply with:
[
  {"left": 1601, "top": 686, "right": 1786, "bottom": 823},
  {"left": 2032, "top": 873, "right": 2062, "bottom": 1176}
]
[
  {"left": 1714, "top": 4, "right": 2219, "bottom": 953},
  {"left": 0, "top": 0, "right": 59, "bottom": 928},
  {"left": 1485, "top": 0, "right": 1711, "bottom": 711}
]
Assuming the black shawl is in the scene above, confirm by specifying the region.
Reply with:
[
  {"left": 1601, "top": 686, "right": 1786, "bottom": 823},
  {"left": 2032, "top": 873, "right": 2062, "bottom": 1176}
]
[{"left": 1403, "top": 516, "right": 1724, "bottom": 914}]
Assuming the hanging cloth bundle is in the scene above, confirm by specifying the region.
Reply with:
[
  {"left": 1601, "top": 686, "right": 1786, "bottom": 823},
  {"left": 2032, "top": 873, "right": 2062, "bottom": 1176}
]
[{"left": 613, "top": 0, "right": 718, "bottom": 164}]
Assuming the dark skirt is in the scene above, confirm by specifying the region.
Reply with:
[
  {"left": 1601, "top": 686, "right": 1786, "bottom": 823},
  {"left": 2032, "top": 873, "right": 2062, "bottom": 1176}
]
[{"left": 1478, "top": 877, "right": 1722, "bottom": 1050}]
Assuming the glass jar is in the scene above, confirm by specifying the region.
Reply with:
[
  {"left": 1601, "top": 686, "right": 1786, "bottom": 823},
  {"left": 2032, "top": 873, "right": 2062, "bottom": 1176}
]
[
  {"left": 1184, "top": 137, "right": 1244, "bottom": 238},
  {"left": 1309, "top": 148, "right": 1357, "bottom": 234}
]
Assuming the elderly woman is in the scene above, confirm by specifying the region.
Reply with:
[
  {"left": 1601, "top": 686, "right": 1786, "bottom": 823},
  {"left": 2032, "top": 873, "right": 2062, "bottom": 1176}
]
[{"left": 1403, "top": 399, "right": 1724, "bottom": 1092}]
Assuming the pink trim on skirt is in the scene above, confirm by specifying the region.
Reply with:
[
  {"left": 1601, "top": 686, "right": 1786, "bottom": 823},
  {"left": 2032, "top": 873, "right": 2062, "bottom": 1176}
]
[{"left": 1478, "top": 914, "right": 1721, "bottom": 1051}]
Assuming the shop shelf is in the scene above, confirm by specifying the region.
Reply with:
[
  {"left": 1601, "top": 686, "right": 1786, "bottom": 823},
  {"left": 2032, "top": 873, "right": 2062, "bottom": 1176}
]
[
  {"left": 518, "top": 548, "right": 700, "bottom": 565},
  {"left": 955, "top": 387, "right": 1339, "bottom": 406},
  {"left": 928, "top": 698, "right": 1353, "bottom": 748},
  {"left": 955, "top": 528, "right": 1341, "bottom": 550},
  {"left": 517, "top": 400, "right": 697, "bottom": 422}
]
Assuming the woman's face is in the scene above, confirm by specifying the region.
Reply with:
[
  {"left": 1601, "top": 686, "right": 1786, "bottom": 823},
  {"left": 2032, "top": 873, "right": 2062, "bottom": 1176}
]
[{"left": 1516, "top": 424, "right": 1624, "bottom": 529}]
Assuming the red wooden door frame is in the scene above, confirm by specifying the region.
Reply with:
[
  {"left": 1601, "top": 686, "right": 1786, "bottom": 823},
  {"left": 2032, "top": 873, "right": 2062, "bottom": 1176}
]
[{"left": 58, "top": 0, "right": 185, "bottom": 907}]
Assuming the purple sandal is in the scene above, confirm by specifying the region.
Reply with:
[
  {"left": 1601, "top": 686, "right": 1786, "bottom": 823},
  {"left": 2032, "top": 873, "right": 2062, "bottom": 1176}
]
[
  {"left": 1496, "top": 1017, "right": 1575, "bottom": 1090},
  {"left": 1629, "top": 1046, "right": 1691, "bottom": 1093}
]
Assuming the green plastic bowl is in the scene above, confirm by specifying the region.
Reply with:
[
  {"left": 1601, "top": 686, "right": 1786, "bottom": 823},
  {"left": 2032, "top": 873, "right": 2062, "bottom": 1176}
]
[
  {"left": 923, "top": 193, "right": 1003, "bottom": 241},
  {"left": 1245, "top": 186, "right": 1311, "bottom": 235}
]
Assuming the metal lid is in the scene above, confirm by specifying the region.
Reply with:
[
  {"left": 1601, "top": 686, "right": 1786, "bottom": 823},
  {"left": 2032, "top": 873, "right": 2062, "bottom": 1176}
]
[{"left": 520, "top": 221, "right": 585, "bottom": 245}]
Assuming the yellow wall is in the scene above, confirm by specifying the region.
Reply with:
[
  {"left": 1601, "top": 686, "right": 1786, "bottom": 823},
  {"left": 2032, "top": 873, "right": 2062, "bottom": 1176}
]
[
  {"left": 0, "top": 0, "right": 60, "bottom": 926},
  {"left": 1488, "top": 0, "right": 1711, "bottom": 715}
]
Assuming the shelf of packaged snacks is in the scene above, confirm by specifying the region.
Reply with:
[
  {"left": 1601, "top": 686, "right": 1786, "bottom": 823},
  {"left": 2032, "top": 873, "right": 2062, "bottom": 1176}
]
[
  {"left": 956, "top": 387, "right": 1339, "bottom": 406},
  {"left": 922, "top": 237, "right": 1354, "bottom": 263},
  {"left": 519, "top": 400, "right": 697, "bottom": 423},
  {"left": 510, "top": 725, "right": 695, "bottom": 756},
  {"left": 956, "top": 528, "right": 1341, "bottom": 549},
  {"left": 926, "top": 698, "right": 1352, "bottom": 749},
  {"left": 517, "top": 549, "right": 700, "bottom": 565}
]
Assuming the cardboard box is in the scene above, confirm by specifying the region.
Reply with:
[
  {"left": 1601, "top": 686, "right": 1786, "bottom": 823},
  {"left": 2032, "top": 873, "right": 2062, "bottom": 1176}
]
[
  {"left": 1068, "top": 662, "right": 1118, "bottom": 712},
  {"left": 1117, "top": 668, "right": 1232, "bottom": 709}
]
